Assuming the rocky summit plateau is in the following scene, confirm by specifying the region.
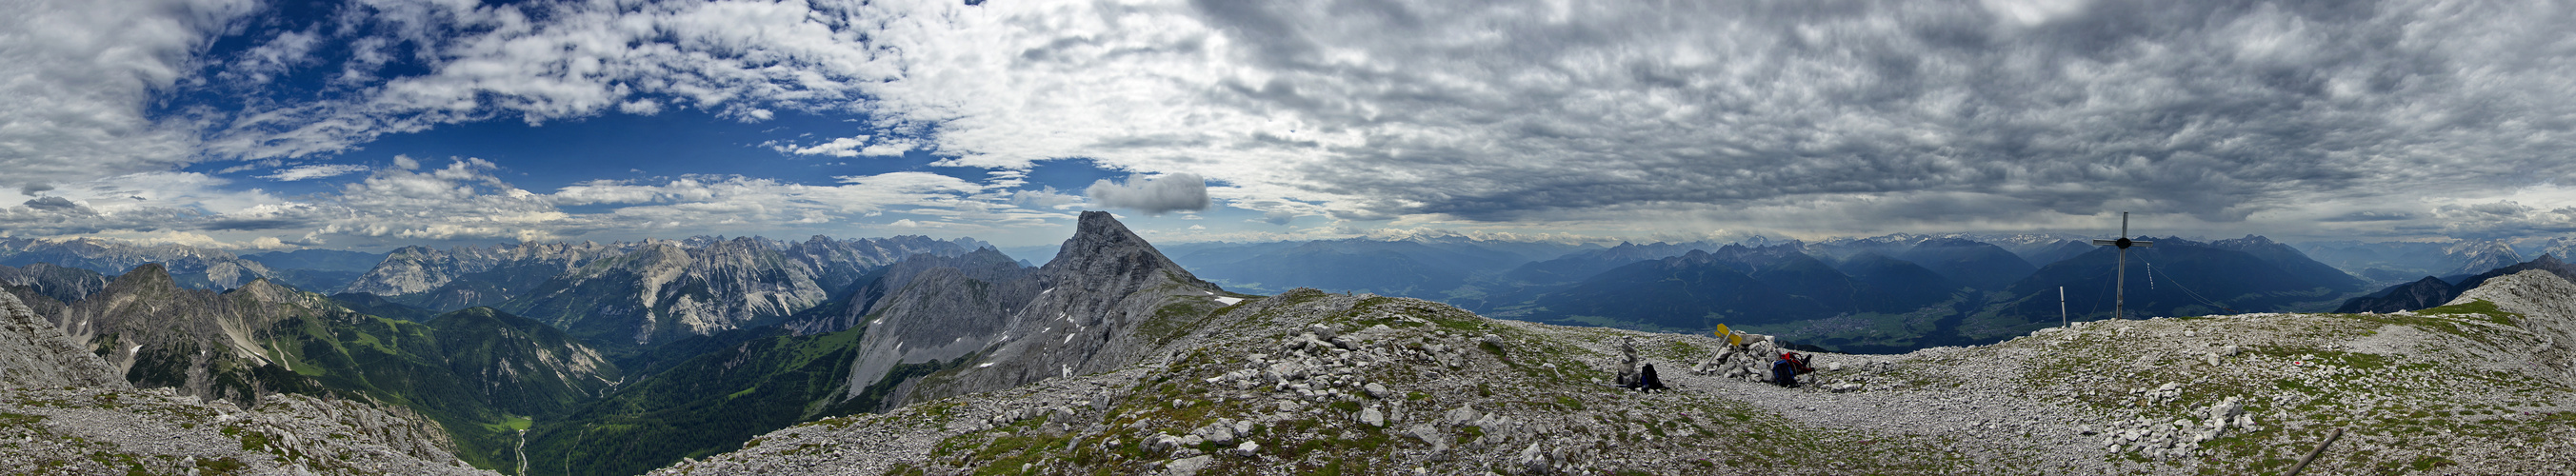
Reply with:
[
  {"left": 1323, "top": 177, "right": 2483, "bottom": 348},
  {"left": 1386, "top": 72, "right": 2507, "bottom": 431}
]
[
  {"left": 657, "top": 274, "right": 2576, "bottom": 473},
  {"left": 6, "top": 213, "right": 2575, "bottom": 475}
]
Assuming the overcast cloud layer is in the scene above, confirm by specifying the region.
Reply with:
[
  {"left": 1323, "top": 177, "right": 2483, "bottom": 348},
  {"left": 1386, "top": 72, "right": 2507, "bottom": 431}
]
[{"left": 5, "top": 0, "right": 2576, "bottom": 248}]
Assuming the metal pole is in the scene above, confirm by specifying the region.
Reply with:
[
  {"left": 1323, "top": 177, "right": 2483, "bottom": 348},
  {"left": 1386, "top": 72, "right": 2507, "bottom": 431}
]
[
  {"left": 2286, "top": 427, "right": 2343, "bottom": 476},
  {"left": 2116, "top": 212, "right": 2127, "bottom": 320},
  {"left": 2059, "top": 287, "right": 2067, "bottom": 327}
]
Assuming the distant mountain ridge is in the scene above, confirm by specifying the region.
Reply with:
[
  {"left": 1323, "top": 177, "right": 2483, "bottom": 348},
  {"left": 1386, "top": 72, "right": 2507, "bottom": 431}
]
[
  {"left": 2300, "top": 238, "right": 2533, "bottom": 285},
  {"left": 0, "top": 262, "right": 110, "bottom": 304},
  {"left": 2338, "top": 254, "right": 2576, "bottom": 314},
  {"left": 0, "top": 237, "right": 276, "bottom": 289},
  {"left": 337, "top": 235, "right": 982, "bottom": 351},
  {"left": 1168, "top": 237, "right": 1571, "bottom": 298}
]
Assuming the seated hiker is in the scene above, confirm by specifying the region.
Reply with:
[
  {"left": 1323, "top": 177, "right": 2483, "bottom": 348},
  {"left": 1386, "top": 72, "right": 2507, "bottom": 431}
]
[
  {"left": 1770, "top": 352, "right": 1802, "bottom": 387},
  {"left": 1629, "top": 363, "right": 1669, "bottom": 392},
  {"left": 1788, "top": 352, "right": 1816, "bottom": 374}
]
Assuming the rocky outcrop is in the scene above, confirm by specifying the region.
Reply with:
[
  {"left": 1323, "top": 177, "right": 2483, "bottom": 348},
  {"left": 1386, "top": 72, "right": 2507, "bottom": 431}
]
[
  {"left": 0, "top": 386, "right": 491, "bottom": 475},
  {"left": 2336, "top": 254, "right": 2576, "bottom": 314},
  {"left": 3, "top": 280, "right": 483, "bottom": 474},
  {"left": 0, "top": 291, "right": 126, "bottom": 389},
  {"left": 2446, "top": 269, "right": 2576, "bottom": 385}
]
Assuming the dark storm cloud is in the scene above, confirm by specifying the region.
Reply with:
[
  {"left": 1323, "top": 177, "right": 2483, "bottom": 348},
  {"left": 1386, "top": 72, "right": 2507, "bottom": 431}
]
[
  {"left": 2320, "top": 210, "right": 2414, "bottom": 222},
  {"left": 21, "top": 197, "right": 86, "bottom": 212},
  {"left": 1189, "top": 0, "right": 2576, "bottom": 228}
]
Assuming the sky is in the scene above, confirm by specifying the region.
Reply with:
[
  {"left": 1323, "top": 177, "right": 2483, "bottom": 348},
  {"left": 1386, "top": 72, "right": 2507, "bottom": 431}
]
[{"left": 5, "top": 0, "right": 2576, "bottom": 251}]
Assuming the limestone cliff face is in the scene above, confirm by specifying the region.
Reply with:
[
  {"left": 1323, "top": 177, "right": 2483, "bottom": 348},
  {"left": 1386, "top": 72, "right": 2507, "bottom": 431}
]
[
  {"left": 783, "top": 248, "right": 1031, "bottom": 336},
  {"left": 841, "top": 211, "right": 1226, "bottom": 409},
  {"left": 0, "top": 290, "right": 126, "bottom": 389}
]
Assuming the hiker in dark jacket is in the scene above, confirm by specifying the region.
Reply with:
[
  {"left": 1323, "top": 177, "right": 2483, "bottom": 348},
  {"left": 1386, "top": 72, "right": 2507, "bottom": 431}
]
[
  {"left": 1770, "top": 352, "right": 1802, "bottom": 387},
  {"left": 1631, "top": 363, "right": 1668, "bottom": 391}
]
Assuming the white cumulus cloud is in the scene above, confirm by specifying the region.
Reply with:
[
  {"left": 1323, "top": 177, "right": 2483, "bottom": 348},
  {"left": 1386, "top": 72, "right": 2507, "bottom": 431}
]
[
  {"left": 258, "top": 164, "right": 371, "bottom": 181},
  {"left": 1087, "top": 173, "right": 1208, "bottom": 216}
]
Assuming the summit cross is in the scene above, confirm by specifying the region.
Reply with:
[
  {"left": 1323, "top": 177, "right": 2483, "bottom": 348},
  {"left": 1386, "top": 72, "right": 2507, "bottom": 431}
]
[{"left": 2090, "top": 212, "right": 2155, "bottom": 320}]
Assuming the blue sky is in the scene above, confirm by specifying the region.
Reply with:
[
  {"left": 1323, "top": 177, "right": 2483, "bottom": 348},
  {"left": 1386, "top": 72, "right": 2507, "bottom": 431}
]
[{"left": 8, "top": 0, "right": 2576, "bottom": 251}]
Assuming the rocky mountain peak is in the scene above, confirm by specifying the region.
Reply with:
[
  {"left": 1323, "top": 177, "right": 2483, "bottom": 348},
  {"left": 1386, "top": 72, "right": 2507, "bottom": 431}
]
[
  {"left": 105, "top": 262, "right": 178, "bottom": 292},
  {"left": 838, "top": 210, "right": 1228, "bottom": 410},
  {"left": 1038, "top": 213, "right": 1196, "bottom": 284},
  {"left": 2210, "top": 234, "right": 2277, "bottom": 247}
]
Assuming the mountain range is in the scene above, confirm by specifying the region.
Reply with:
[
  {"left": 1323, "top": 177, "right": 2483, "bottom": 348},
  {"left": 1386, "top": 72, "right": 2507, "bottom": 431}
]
[
  {"left": 5, "top": 222, "right": 2571, "bottom": 475},
  {"left": 519, "top": 210, "right": 1238, "bottom": 475},
  {"left": 2, "top": 263, "right": 617, "bottom": 469},
  {"left": 240, "top": 248, "right": 390, "bottom": 294},
  {"left": 0, "top": 237, "right": 276, "bottom": 289}
]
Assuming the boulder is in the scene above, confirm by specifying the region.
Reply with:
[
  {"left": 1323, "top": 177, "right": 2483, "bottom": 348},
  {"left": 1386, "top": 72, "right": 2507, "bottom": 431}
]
[
  {"left": 1165, "top": 455, "right": 1213, "bottom": 476},
  {"left": 1517, "top": 443, "right": 1552, "bottom": 475},
  {"left": 1446, "top": 406, "right": 1480, "bottom": 426}
]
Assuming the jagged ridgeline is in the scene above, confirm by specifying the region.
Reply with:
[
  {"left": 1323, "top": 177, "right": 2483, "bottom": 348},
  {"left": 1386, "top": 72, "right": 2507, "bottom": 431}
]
[
  {"left": 4, "top": 264, "right": 618, "bottom": 471},
  {"left": 0, "top": 237, "right": 275, "bottom": 290},
  {"left": 520, "top": 210, "right": 1243, "bottom": 476},
  {"left": 338, "top": 235, "right": 982, "bottom": 355}
]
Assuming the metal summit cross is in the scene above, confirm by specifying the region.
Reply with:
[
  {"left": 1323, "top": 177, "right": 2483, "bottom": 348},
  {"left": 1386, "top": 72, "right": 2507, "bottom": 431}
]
[{"left": 2091, "top": 212, "right": 2154, "bottom": 320}]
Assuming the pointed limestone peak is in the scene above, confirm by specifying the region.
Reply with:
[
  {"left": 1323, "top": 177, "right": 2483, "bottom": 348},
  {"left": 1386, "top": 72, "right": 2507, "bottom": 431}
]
[
  {"left": 1043, "top": 210, "right": 1208, "bottom": 288},
  {"left": 106, "top": 262, "right": 179, "bottom": 293}
]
